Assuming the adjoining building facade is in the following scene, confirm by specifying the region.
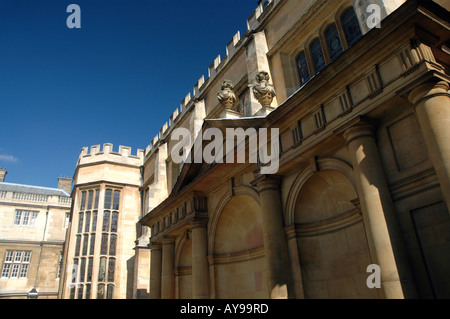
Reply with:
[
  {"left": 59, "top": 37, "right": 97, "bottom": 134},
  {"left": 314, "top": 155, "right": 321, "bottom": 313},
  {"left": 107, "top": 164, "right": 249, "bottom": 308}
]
[
  {"left": 59, "top": 0, "right": 450, "bottom": 299},
  {"left": 0, "top": 168, "right": 72, "bottom": 299}
]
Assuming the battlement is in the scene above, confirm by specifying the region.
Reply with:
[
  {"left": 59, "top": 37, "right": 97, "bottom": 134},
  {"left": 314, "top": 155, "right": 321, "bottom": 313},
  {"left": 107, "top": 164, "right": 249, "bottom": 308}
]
[
  {"left": 142, "top": 1, "right": 276, "bottom": 163},
  {"left": 78, "top": 143, "right": 144, "bottom": 167}
]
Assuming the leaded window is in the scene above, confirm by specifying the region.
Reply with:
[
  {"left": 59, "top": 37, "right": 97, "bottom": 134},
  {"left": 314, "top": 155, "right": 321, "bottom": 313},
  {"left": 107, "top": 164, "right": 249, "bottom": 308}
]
[
  {"left": 296, "top": 51, "right": 310, "bottom": 87},
  {"left": 309, "top": 38, "right": 326, "bottom": 74},
  {"left": 14, "top": 211, "right": 22, "bottom": 225},
  {"left": 14, "top": 210, "right": 38, "bottom": 226},
  {"left": 1, "top": 251, "right": 31, "bottom": 279},
  {"left": 341, "top": 7, "right": 362, "bottom": 47},
  {"left": 71, "top": 188, "right": 99, "bottom": 299},
  {"left": 96, "top": 189, "right": 120, "bottom": 299},
  {"left": 324, "top": 23, "right": 343, "bottom": 61}
]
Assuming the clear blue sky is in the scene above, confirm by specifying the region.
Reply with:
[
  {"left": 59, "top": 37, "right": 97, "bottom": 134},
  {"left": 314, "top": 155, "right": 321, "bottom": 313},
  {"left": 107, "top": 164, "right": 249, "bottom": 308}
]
[{"left": 0, "top": 0, "right": 258, "bottom": 188}]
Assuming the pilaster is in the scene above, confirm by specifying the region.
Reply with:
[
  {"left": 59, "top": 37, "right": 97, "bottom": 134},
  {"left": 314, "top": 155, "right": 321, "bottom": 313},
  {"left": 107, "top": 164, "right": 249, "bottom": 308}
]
[{"left": 409, "top": 80, "right": 450, "bottom": 213}]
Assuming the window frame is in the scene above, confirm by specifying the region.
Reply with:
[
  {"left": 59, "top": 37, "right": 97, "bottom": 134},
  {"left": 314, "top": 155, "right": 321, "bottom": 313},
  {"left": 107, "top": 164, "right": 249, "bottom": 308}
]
[{"left": 1, "top": 250, "right": 32, "bottom": 279}]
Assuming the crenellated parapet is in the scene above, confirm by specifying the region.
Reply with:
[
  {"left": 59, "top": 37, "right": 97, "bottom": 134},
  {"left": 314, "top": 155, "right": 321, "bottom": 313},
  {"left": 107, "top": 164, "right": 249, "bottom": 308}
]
[
  {"left": 141, "top": 1, "right": 279, "bottom": 162},
  {"left": 77, "top": 143, "right": 144, "bottom": 167}
]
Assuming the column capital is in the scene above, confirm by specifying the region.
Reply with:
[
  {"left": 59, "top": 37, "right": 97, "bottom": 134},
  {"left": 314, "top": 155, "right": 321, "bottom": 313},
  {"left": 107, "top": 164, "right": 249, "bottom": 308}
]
[
  {"left": 408, "top": 80, "right": 450, "bottom": 107},
  {"left": 161, "top": 236, "right": 176, "bottom": 245},
  {"left": 250, "top": 174, "right": 282, "bottom": 191},
  {"left": 190, "top": 219, "right": 208, "bottom": 230},
  {"left": 341, "top": 117, "right": 377, "bottom": 145},
  {"left": 148, "top": 242, "right": 162, "bottom": 250}
]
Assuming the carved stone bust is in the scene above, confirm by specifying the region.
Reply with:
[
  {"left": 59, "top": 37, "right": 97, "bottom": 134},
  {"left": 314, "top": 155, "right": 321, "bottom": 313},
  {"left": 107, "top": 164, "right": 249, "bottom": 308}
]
[
  {"left": 252, "top": 71, "right": 276, "bottom": 107},
  {"left": 217, "top": 80, "right": 239, "bottom": 110}
]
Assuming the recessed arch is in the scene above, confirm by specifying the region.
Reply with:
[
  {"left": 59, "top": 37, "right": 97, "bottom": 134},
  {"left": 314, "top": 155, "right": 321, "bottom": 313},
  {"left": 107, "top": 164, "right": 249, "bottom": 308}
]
[
  {"left": 285, "top": 157, "right": 355, "bottom": 225},
  {"left": 213, "top": 195, "right": 263, "bottom": 254},
  {"left": 208, "top": 185, "right": 260, "bottom": 253},
  {"left": 210, "top": 194, "right": 267, "bottom": 299}
]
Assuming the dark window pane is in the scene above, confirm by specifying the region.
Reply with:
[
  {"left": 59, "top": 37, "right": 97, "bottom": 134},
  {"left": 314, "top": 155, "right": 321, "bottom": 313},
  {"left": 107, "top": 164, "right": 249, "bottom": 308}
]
[
  {"left": 87, "top": 190, "right": 93, "bottom": 210},
  {"left": 75, "top": 236, "right": 81, "bottom": 257},
  {"left": 98, "top": 257, "right": 106, "bottom": 282},
  {"left": 92, "top": 212, "right": 98, "bottom": 232},
  {"left": 101, "top": 234, "right": 109, "bottom": 255},
  {"left": 69, "top": 286, "right": 76, "bottom": 299},
  {"left": 325, "top": 23, "right": 343, "bottom": 61},
  {"left": 84, "top": 212, "right": 91, "bottom": 233},
  {"left": 85, "top": 284, "right": 91, "bottom": 299},
  {"left": 104, "top": 190, "right": 112, "bottom": 210},
  {"left": 107, "top": 258, "right": 115, "bottom": 282},
  {"left": 97, "top": 284, "right": 105, "bottom": 299},
  {"left": 94, "top": 190, "right": 100, "bottom": 209},
  {"left": 107, "top": 284, "right": 114, "bottom": 299},
  {"left": 341, "top": 7, "right": 362, "bottom": 47},
  {"left": 89, "top": 234, "right": 95, "bottom": 255},
  {"left": 113, "top": 191, "right": 120, "bottom": 210},
  {"left": 109, "top": 234, "right": 117, "bottom": 256},
  {"left": 87, "top": 258, "right": 93, "bottom": 282},
  {"left": 296, "top": 51, "right": 310, "bottom": 86},
  {"left": 72, "top": 259, "right": 79, "bottom": 283},
  {"left": 79, "top": 258, "right": 86, "bottom": 283},
  {"left": 111, "top": 212, "right": 119, "bottom": 233},
  {"left": 77, "top": 285, "right": 84, "bottom": 299},
  {"left": 309, "top": 38, "right": 326, "bottom": 74},
  {"left": 102, "top": 211, "right": 110, "bottom": 232},
  {"left": 77, "top": 213, "right": 84, "bottom": 234},
  {"left": 80, "top": 192, "right": 86, "bottom": 211},
  {"left": 82, "top": 234, "right": 89, "bottom": 256}
]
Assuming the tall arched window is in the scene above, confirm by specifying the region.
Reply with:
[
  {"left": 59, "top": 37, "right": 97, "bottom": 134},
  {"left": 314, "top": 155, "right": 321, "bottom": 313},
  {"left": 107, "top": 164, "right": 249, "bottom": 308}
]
[
  {"left": 296, "top": 51, "right": 310, "bottom": 87},
  {"left": 324, "top": 23, "right": 343, "bottom": 61},
  {"left": 340, "top": 7, "right": 362, "bottom": 47},
  {"left": 309, "top": 38, "right": 326, "bottom": 74}
]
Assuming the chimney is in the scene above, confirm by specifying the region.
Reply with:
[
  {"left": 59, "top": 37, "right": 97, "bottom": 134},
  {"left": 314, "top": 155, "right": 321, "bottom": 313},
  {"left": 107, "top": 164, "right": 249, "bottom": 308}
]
[
  {"left": 0, "top": 168, "right": 7, "bottom": 182},
  {"left": 58, "top": 177, "right": 73, "bottom": 194}
]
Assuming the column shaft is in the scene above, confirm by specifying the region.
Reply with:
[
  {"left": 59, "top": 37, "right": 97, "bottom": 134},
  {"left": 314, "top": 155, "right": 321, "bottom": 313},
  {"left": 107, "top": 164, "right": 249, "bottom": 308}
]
[
  {"left": 344, "top": 121, "right": 410, "bottom": 299},
  {"left": 191, "top": 221, "right": 210, "bottom": 299},
  {"left": 161, "top": 239, "right": 175, "bottom": 299},
  {"left": 409, "top": 81, "right": 450, "bottom": 213},
  {"left": 149, "top": 244, "right": 162, "bottom": 299},
  {"left": 252, "top": 175, "right": 293, "bottom": 299}
]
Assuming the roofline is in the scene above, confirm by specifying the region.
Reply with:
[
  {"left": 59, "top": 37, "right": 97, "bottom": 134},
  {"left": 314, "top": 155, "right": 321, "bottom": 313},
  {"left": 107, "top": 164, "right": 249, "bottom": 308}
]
[{"left": 0, "top": 182, "right": 70, "bottom": 197}]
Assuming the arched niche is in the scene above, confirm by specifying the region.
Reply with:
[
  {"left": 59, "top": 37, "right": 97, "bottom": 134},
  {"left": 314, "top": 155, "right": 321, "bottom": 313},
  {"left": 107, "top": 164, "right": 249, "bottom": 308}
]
[
  {"left": 293, "top": 170, "right": 378, "bottom": 299},
  {"left": 176, "top": 237, "right": 192, "bottom": 299},
  {"left": 211, "top": 195, "right": 268, "bottom": 299}
]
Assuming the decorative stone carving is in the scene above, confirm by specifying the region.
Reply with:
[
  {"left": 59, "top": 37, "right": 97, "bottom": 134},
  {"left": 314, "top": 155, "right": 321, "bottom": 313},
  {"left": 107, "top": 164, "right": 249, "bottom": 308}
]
[
  {"left": 252, "top": 71, "right": 276, "bottom": 107},
  {"left": 217, "top": 80, "right": 239, "bottom": 110}
]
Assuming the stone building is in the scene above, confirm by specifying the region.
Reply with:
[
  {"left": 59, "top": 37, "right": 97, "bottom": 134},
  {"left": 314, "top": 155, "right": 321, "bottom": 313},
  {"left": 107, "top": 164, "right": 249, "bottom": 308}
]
[
  {"left": 0, "top": 168, "right": 72, "bottom": 299},
  {"left": 59, "top": 0, "right": 450, "bottom": 299}
]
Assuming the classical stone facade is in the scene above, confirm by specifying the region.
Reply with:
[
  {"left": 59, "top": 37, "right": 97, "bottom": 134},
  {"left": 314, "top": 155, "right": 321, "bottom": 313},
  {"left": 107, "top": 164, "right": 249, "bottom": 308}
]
[
  {"left": 0, "top": 170, "right": 72, "bottom": 299},
  {"left": 60, "top": 0, "right": 450, "bottom": 299}
]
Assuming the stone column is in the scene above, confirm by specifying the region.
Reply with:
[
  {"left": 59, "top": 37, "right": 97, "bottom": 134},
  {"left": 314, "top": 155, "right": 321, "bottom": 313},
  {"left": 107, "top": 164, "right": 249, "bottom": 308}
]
[
  {"left": 343, "top": 120, "right": 410, "bottom": 299},
  {"left": 409, "top": 81, "right": 450, "bottom": 213},
  {"left": 191, "top": 220, "right": 210, "bottom": 299},
  {"left": 284, "top": 225, "right": 305, "bottom": 299},
  {"left": 251, "top": 175, "right": 293, "bottom": 299},
  {"left": 132, "top": 244, "right": 151, "bottom": 299},
  {"left": 149, "top": 243, "right": 162, "bottom": 299},
  {"left": 161, "top": 238, "right": 175, "bottom": 299}
]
